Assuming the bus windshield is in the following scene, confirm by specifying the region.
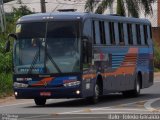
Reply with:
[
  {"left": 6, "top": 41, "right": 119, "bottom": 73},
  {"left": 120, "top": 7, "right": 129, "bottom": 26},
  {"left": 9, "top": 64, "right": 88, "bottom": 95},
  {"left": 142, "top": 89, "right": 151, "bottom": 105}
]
[{"left": 14, "top": 21, "right": 80, "bottom": 74}]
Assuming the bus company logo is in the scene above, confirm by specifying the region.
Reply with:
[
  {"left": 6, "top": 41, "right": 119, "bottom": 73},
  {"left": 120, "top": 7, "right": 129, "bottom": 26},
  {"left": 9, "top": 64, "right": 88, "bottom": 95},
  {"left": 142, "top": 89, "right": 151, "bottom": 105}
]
[
  {"left": 44, "top": 81, "right": 48, "bottom": 86},
  {"left": 93, "top": 53, "right": 109, "bottom": 61}
]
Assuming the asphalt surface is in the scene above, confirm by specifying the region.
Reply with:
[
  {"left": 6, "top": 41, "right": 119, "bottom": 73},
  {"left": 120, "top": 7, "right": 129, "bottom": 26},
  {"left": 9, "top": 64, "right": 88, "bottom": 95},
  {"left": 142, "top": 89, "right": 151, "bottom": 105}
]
[{"left": 0, "top": 75, "right": 160, "bottom": 120}]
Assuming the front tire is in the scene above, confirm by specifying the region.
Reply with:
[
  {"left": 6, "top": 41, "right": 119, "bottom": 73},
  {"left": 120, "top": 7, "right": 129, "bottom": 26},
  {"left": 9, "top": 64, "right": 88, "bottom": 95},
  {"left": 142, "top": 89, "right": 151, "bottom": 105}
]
[
  {"left": 86, "top": 83, "right": 100, "bottom": 104},
  {"left": 34, "top": 98, "right": 46, "bottom": 106}
]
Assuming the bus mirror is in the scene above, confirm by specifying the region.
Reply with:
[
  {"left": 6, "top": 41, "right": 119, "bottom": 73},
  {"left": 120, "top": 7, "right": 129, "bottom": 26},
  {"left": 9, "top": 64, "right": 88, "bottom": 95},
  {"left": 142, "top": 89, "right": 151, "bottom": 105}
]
[
  {"left": 5, "top": 40, "right": 10, "bottom": 53},
  {"left": 8, "top": 33, "right": 17, "bottom": 40}
]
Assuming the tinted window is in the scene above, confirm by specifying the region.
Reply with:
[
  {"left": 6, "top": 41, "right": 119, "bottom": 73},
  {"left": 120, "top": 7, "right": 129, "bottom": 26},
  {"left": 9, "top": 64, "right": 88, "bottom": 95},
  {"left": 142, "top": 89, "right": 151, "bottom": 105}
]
[
  {"left": 109, "top": 22, "right": 115, "bottom": 45},
  {"left": 16, "top": 22, "right": 46, "bottom": 39},
  {"left": 93, "top": 21, "right": 101, "bottom": 44},
  {"left": 99, "top": 21, "right": 106, "bottom": 44},
  {"left": 127, "top": 24, "right": 133, "bottom": 45},
  {"left": 143, "top": 25, "right": 148, "bottom": 45},
  {"left": 47, "top": 21, "right": 79, "bottom": 38},
  {"left": 118, "top": 23, "right": 124, "bottom": 45},
  {"left": 136, "top": 24, "right": 141, "bottom": 45},
  {"left": 92, "top": 21, "right": 96, "bottom": 44},
  {"left": 149, "top": 25, "right": 152, "bottom": 39}
]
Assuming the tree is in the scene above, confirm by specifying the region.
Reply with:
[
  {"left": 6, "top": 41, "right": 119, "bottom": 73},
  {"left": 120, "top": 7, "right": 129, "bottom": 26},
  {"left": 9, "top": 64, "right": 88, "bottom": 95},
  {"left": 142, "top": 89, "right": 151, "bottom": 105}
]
[
  {"left": 85, "top": 0, "right": 156, "bottom": 18},
  {"left": 12, "top": 5, "right": 33, "bottom": 20}
]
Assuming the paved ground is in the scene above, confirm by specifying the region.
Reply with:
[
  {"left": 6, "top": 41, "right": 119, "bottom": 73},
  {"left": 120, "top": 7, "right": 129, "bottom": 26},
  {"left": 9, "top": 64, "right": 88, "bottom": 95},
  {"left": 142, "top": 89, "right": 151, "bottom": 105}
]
[{"left": 0, "top": 74, "right": 160, "bottom": 120}]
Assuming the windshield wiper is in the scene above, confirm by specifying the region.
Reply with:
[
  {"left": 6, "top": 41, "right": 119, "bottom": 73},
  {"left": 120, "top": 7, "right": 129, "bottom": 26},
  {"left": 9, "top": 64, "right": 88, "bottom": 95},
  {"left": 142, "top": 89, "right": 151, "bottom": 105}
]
[
  {"left": 27, "top": 50, "right": 40, "bottom": 74},
  {"left": 46, "top": 51, "right": 62, "bottom": 73}
]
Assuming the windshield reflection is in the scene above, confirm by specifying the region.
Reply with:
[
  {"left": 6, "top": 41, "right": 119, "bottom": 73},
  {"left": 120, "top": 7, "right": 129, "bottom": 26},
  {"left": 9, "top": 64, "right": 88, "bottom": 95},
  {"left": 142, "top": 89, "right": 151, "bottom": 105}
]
[
  {"left": 14, "top": 21, "right": 80, "bottom": 74},
  {"left": 46, "top": 38, "right": 80, "bottom": 73},
  {"left": 14, "top": 38, "right": 45, "bottom": 74}
]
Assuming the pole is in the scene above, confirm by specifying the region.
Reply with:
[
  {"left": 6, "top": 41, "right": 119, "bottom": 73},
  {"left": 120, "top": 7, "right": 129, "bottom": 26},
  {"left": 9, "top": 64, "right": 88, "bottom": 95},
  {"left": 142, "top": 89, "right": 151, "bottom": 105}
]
[
  {"left": 0, "top": 0, "right": 5, "bottom": 32},
  {"left": 40, "top": 0, "right": 46, "bottom": 13}
]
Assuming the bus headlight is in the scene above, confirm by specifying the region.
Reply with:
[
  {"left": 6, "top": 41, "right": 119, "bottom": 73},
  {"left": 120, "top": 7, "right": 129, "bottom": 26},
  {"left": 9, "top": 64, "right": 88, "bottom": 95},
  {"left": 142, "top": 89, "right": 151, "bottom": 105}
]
[
  {"left": 64, "top": 81, "right": 81, "bottom": 87},
  {"left": 14, "top": 82, "right": 28, "bottom": 88}
]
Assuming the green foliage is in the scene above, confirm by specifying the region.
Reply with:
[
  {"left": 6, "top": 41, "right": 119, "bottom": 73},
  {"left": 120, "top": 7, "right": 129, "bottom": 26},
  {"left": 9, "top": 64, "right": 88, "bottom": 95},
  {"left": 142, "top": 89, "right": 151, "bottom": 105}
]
[
  {"left": 12, "top": 5, "right": 33, "bottom": 21},
  {"left": 0, "top": 73, "right": 12, "bottom": 97},
  {"left": 0, "top": 5, "right": 33, "bottom": 98},
  {"left": 95, "top": 0, "right": 114, "bottom": 14},
  {"left": 116, "top": 0, "right": 125, "bottom": 16},
  {"left": 85, "top": 0, "right": 156, "bottom": 18},
  {"left": 154, "top": 68, "right": 160, "bottom": 72}
]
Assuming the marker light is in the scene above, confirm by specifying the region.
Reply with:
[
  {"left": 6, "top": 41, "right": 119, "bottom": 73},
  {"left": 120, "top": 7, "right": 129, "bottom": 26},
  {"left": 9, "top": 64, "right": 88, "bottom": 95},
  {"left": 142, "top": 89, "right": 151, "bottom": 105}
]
[
  {"left": 76, "top": 90, "right": 80, "bottom": 95},
  {"left": 15, "top": 92, "right": 18, "bottom": 96}
]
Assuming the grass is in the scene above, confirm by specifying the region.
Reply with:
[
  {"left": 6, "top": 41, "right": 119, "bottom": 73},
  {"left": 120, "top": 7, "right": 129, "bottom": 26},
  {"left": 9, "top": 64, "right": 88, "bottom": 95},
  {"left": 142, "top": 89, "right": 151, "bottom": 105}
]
[
  {"left": 154, "top": 68, "right": 160, "bottom": 72},
  {"left": 0, "top": 73, "right": 13, "bottom": 98}
]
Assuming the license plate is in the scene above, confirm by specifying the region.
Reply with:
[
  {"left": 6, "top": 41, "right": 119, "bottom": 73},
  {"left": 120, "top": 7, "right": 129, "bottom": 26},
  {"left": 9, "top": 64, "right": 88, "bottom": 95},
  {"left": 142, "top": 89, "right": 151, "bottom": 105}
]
[{"left": 40, "top": 92, "right": 51, "bottom": 96}]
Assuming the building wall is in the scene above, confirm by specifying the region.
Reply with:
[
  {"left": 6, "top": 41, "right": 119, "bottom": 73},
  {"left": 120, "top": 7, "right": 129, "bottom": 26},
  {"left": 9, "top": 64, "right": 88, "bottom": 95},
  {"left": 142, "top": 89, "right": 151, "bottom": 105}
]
[{"left": 152, "top": 27, "right": 160, "bottom": 46}]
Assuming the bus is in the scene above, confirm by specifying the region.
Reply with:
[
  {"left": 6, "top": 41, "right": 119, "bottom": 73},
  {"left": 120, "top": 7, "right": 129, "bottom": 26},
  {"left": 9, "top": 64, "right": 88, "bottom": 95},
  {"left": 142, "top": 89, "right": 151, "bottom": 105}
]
[{"left": 6, "top": 12, "right": 154, "bottom": 105}]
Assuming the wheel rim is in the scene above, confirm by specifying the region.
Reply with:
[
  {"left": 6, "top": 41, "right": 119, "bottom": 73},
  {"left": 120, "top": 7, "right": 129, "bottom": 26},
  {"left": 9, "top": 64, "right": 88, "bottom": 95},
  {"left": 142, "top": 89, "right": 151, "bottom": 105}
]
[
  {"left": 136, "top": 80, "right": 140, "bottom": 93},
  {"left": 95, "top": 84, "right": 99, "bottom": 99}
]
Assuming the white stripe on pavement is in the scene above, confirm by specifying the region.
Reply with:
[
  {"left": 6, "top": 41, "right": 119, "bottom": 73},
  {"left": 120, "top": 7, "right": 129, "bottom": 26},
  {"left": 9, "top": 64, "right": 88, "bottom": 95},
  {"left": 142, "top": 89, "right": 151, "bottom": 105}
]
[
  {"left": 0, "top": 101, "right": 33, "bottom": 108},
  {"left": 144, "top": 98, "right": 160, "bottom": 111}
]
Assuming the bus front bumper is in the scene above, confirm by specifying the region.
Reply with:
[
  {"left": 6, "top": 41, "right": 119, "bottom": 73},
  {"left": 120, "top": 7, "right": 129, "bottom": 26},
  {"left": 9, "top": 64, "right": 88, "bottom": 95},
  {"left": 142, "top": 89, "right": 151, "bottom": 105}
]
[{"left": 14, "top": 87, "right": 82, "bottom": 99}]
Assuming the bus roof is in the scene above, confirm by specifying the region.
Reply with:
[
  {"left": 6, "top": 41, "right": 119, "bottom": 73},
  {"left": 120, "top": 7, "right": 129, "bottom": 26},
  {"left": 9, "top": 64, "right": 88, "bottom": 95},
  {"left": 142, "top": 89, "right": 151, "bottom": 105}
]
[{"left": 17, "top": 12, "right": 151, "bottom": 25}]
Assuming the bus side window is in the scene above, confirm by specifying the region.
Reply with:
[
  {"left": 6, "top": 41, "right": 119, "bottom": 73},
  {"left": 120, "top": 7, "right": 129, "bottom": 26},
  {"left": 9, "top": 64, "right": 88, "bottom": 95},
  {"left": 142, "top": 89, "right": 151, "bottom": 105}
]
[
  {"left": 118, "top": 23, "right": 125, "bottom": 45},
  {"left": 136, "top": 24, "right": 141, "bottom": 45},
  {"left": 127, "top": 23, "right": 133, "bottom": 45},
  {"left": 109, "top": 22, "right": 115, "bottom": 45},
  {"left": 94, "top": 21, "right": 101, "bottom": 45},
  {"left": 99, "top": 21, "right": 106, "bottom": 45},
  {"left": 149, "top": 25, "right": 152, "bottom": 39},
  {"left": 92, "top": 21, "right": 96, "bottom": 44},
  {"left": 143, "top": 25, "right": 148, "bottom": 45}
]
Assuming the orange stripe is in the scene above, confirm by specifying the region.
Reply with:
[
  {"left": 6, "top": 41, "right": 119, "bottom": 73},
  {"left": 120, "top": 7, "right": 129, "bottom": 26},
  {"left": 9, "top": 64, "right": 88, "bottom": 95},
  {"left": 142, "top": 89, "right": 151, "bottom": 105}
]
[
  {"left": 32, "top": 77, "right": 54, "bottom": 86},
  {"left": 82, "top": 74, "right": 96, "bottom": 80},
  {"left": 83, "top": 48, "right": 139, "bottom": 80}
]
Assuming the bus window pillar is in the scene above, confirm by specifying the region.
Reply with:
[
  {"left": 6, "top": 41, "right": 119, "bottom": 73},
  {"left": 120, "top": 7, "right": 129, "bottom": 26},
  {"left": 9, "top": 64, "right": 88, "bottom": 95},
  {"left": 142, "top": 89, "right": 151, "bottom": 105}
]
[
  {"left": 123, "top": 24, "right": 129, "bottom": 45},
  {"left": 132, "top": 24, "right": 137, "bottom": 45},
  {"left": 104, "top": 22, "right": 111, "bottom": 45},
  {"left": 140, "top": 25, "right": 145, "bottom": 45},
  {"left": 114, "top": 23, "right": 120, "bottom": 45}
]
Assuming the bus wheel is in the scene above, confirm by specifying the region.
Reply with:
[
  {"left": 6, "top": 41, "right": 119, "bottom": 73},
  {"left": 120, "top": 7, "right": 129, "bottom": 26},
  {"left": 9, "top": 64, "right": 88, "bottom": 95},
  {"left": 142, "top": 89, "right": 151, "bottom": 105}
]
[
  {"left": 87, "top": 83, "right": 100, "bottom": 104},
  {"left": 34, "top": 98, "right": 46, "bottom": 106},
  {"left": 123, "top": 75, "right": 141, "bottom": 97},
  {"left": 132, "top": 74, "right": 141, "bottom": 96}
]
